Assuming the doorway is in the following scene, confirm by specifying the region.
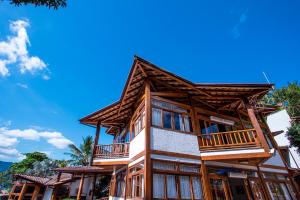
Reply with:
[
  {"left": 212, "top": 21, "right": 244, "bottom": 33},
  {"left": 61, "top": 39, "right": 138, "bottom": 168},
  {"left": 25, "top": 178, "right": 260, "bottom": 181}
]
[{"left": 228, "top": 178, "right": 249, "bottom": 200}]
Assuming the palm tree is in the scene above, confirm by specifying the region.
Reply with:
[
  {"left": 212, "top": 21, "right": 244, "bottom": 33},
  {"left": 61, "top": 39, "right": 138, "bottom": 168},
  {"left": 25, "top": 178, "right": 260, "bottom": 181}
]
[{"left": 65, "top": 136, "right": 94, "bottom": 166}]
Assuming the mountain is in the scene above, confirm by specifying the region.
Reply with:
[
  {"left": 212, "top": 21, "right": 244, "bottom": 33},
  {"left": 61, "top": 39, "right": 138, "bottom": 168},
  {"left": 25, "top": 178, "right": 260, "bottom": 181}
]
[{"left": 0, "top": 161, "right": 12, "bottom": 172}]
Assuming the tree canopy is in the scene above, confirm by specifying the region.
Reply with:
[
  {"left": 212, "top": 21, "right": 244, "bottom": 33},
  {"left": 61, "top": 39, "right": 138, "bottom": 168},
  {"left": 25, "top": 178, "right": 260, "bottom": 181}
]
[
  {"left": 7, "top": 0, "right": 67, "bottom": 9},
  {"left": 65, "top": 135, "right": 94, "bottom": 166}
]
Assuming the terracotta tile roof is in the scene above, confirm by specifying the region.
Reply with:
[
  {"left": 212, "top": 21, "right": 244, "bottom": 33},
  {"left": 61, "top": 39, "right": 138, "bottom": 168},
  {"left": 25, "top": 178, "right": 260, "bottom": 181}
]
[
  {"left": 14, "top": 173, "right": 73, "bottom": 186},
  {"left": 14, "top": 174, "right": 50, "bottom": 185}
]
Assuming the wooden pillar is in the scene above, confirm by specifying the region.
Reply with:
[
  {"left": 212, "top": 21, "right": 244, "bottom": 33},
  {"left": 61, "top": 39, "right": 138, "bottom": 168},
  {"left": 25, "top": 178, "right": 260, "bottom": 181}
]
[
  {"left": 200, "top": 160, "right": 212, "bottom": 200},
  {"left": 144, "top": 80, "right": 152, "bottom": 199},
  {"left": 90, "top": 121, "right": 101, "bottom": 166},
  {"left": 18, "top": 183, "right": 28, "bottom": 200},
  {"left": 257, "top": 166, "right": 272, "bottom": 200},
  {"left": 77, "top": 174, "right": 85, "bottom": 200},
  {"left": 8, "top": 184, "right": 16, "bottom": 200},
  {"left": 31, "top": 185, "right": 41, "bottom": 200},
  {"left": 89, "top": 174, "right": 97, "bottom": 200},
  {"left": 246, "top": 104, "right": 269, "bottom": 151}
]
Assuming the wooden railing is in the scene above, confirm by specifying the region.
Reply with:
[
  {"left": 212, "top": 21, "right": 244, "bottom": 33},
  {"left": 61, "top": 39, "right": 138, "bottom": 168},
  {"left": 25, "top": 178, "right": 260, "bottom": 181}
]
[
  {"left": 199, "top": 129, "right": 261, "bottom": 150},
  {"left": 94, "top": 143, "right": 130, "bottom": 159}
]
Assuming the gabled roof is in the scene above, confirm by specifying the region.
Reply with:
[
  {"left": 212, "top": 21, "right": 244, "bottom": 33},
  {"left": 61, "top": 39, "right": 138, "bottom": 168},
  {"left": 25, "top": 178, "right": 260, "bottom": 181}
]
[
  {"left": 80, "top": 56, "right": 275, "bottom": 133},
  {"left": 14, "top": 173, "right": 73, "bottom": 186}
]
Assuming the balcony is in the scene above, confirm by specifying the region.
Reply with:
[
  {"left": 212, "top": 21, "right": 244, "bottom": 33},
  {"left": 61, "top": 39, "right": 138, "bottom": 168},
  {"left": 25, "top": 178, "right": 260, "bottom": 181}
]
[
  {"left": 94, "top": 143, "right": 130, "bottom": 159},
  {"left": 199, "top": 129, "right": 261, "bottom": 151}
]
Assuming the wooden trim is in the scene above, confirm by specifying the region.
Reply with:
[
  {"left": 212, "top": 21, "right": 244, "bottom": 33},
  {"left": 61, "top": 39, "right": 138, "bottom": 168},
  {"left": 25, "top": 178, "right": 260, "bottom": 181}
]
[
  {"left": 31, "top": 185, "right": 41, "bottom": 200},
  {"left": 77, "top": 174, "right": 85, "bottom": 200},
  {"left": 201, "top": 152, "right": 272, "bottom": 161},
  {"left": 144, "top": 80, "right": 152, "bottom": 199},
  {"left": 130, "top": 151, "right": 145, "bottom": 163},
  {"left": 260, "top": 164, "right": 288, "bottom": 170},
  {"left": 151, "top": 150, "right": 201, "bottom": 160},
  {"left": 200, "top": 160, "right": 212, "bottom": 200},
  {"left": 18, "top": 182, "right": 27, "bottom": 200},
  {"left": 246, "top": 106, "right": 269, "bottom": 152},
  {"left": 93, "top": 160, "right": 129, "bottom": 165}
]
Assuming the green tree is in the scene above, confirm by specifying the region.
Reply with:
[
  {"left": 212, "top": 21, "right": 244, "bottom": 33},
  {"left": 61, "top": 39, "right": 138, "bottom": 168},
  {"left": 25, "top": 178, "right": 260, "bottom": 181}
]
[
  {"left": 272, "top": 82, "right": 300, "bottom": 117},
  {"left": 10, "top": 152, "right": 48, "bottom": 174},
  {"left": 2, "top": 0, "right": 66, "bottom": 9},
  {"left": 65, "top": 136, "right": 93, "bottom": 166},
  {"left": 287, "top": 124, "right": 300, "bottom": 154}
]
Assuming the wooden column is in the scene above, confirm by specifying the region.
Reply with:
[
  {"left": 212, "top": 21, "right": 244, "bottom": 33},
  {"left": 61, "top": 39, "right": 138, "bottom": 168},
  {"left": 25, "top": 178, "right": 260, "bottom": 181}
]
[
  {"left": 31, "top": 185, "right": 41, "bottom": 200},
  {"left": 77, "top": 174, "right": 85, "bottom": 200},
  {"left": 257, "top": 166, "right": 272, "bottom": 200},
  {"left": 90, "top": 121, "right": 101, "bottom": 166},
  {"left": 144, "top": 80, "right": 152, "bottom": 199},
  {"left": 200, "top": 160, "right": 212, "bottom": 200},
  {"left": 8, "top": 184, "right": 16, "bottom": 200},
  {"left": 18, "top": 183, "right": 28, "bottom": 200},
  {"left": 89, "top": 174, "right": 97, "bottom": 200},
  {"left": 246, "top": 104, "right": 269, "bottom": 151}
]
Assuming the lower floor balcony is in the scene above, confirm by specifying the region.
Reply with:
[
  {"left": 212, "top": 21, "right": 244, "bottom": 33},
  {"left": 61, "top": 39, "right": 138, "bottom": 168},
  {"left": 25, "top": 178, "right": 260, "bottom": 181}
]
[{"left": 94, "top": 143, "right": 130, "bottom": 159}]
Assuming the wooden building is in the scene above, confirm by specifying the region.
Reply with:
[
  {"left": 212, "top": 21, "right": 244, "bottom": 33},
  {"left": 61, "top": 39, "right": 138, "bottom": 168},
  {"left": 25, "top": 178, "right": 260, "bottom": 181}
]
[{"left": 78, "top": 56, "right": 300, "bottom": 199}]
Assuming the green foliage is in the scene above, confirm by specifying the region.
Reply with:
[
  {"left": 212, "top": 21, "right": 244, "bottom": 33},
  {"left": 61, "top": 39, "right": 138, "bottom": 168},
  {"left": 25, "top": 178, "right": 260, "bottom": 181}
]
[
  {"left": 65, "top": 135, "right": 93, "bottom": 166},
  {"left": 10, "top": 152, "right": 48, "bottom": 174},
  {"left": 26, "top": 159, "right": 69, "bottom": 177},
  {"left": 272, "top": 82, "right": 300, "bottom": 117},
  {"left": 9, "top": 0, "right": 67, "bottom": 9},
  {"left": 287, "top": 124, "right": 300, "bottom": 154}
]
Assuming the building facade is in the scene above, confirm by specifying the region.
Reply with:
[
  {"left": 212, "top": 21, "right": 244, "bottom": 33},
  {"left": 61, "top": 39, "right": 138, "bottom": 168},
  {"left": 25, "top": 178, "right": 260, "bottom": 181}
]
[{"left": 78, "top": 56, "right": 300, "bottom": 200}]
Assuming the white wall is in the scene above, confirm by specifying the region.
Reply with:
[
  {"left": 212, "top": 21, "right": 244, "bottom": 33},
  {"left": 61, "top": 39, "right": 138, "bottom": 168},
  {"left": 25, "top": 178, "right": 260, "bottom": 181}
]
[
  {"left": 150, "top": 127, "right": 201, "bottom": 156},
  {"left": 129, "top": 128, "right": 145, "bottom": 159},
  {"left": 267, "top": 109, "right": 300, "bottom": 168}
]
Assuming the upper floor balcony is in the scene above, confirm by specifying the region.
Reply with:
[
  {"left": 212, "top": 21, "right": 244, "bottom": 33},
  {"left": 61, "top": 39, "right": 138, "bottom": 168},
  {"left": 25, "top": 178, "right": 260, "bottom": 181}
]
[
  {"left": 94, "top": 143, "right": 130, "bottom": 159},
  {"left": 198, "top": 128, "right": 260, "bottom": 150}
]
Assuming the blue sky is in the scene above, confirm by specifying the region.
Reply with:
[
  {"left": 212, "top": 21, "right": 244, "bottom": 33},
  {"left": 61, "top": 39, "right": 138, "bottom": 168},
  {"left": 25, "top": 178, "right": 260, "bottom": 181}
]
[{"left": 0, "top": 1, "right": 299, "bottom": 162}]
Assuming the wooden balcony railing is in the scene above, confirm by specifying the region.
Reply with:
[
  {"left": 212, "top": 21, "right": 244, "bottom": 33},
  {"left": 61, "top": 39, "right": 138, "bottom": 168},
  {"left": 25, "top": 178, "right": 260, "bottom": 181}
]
[
  {"left": 94, "top": 143, "right": 130, "bottom": 159},
  {"left": 199, "top": 129, "right": 261, "bottom": 150}
]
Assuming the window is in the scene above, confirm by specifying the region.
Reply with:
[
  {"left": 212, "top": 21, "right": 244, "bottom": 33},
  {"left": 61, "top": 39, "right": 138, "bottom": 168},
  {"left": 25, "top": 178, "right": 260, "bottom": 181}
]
[
  {"left": 127, "top": 162, "right": 144, "bottom": 198},
  {"left": 153, "top": 173, "right": 202, "bottom": 200},
  {"left": 199, "top": 119, "right": 237, "bottom": 135},
  {"left": 151, "top": 99, "right": 192, "bottom": 133},
  {"left": 132, "top": 109, "right": 145, "bottom": 138},
  {"left": 163, "top": 111, "right": 172, "bottom": 129},
  {"left": 152, "top": 161, "right": 202, "bottom": 200}
]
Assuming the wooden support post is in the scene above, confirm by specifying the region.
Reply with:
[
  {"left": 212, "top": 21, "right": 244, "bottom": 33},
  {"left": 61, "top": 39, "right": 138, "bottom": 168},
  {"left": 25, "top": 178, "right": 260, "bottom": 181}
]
[
  {"left": 31, "top": 185, "right": 41, "bottom": 200},
  {"left": 77, "top": 174, "right": 85, "bottom": 200},
  {"left": 90, "top": 121, "right": 101, "bottom": 166},
  {"left": 8, "top": 184, "right": 16, "bottom": 200},
  {"left": 89, "top": 174, "right": 97, "bottom": 200},
  {"left": 200, "top": 160, "right": 212, "bottom": 200},
  {"left": 18, "top": 183, "right": 28, "bottom": 200},
  {"left": 246, "top": 104, "right": 269, "bottom": 151},
  {"left": 257, "top": 166, "right": 272, "bottom": 200},
  {"left": 144, "top": 80, "right": 152, "bottom": 199}
]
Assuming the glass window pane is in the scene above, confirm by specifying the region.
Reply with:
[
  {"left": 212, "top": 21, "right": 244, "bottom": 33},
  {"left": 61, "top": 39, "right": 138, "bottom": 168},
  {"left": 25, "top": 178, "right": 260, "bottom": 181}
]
[
  {"left": 152, "top": 108, "right": 162, "bottom": 127},
  {"left": 153, "top": 174, "right": 165, "bottom": 198},
  {"left": 163, "top": 111, "right": 172, "bottom": 129},
  {"left": 167, "top": 175, "right": 177, "bottom": 198},
  {"left": 199, "top": 120, "right": 207, "bottom": 134},
  {"left": 174, "top": 113, "right": 184, "bottom": 131},
  {"left": 179, "top": 165, "right": 200, "bottom": 173},
  {"left": 153, "top": 161, "right": 176, "bottom": 171},
  {"left": 192, "top": 177, "right": 203, "bottom": 200},
  {"left": 184, "top": 116, "right": 191, "bottom": 132},
  {"left": 180, "top": 176, "right": 191, "bottom": 199}
]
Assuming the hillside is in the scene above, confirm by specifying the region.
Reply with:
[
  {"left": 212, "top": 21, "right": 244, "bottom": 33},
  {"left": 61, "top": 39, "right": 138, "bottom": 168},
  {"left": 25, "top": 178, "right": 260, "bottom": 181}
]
[{"left": 0, "top": 161, "right": 12, "bottom": 172}]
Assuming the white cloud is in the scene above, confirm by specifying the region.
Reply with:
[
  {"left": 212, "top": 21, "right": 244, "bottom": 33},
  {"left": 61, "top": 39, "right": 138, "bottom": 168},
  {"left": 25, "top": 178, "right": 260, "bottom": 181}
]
[
  {"left": 0, "top": 134, "right": 18, "bottom": 147},
  {"left": 17, "top": 83, "right": 29, "bottom": 89},
  {"left": 0, "top": 127, "right": 73, "bottom": 150},
  {"left": 231, "top": 10, "right": 248, "bottom": 39},
  {"left": 0, "top": 19, "right": 48, "bottom": 77}
]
